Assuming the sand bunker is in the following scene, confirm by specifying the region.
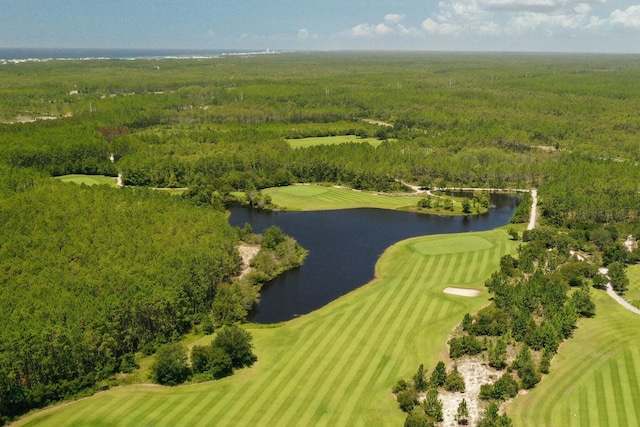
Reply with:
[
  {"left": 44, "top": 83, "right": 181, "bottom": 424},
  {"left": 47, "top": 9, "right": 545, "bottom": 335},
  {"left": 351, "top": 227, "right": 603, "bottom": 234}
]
[{"left": 443, "top": 287, "right": 481, "bottom": 297}]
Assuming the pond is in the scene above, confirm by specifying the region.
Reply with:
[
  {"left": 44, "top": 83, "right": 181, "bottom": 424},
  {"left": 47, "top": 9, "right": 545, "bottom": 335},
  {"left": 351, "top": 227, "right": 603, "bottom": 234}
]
[{"left": 229, "top": 193, "right": 520, "bottom": 323}]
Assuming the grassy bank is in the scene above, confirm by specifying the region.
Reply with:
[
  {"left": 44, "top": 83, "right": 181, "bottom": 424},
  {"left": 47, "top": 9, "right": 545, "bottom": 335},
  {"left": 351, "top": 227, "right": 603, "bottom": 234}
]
[
  {"left": 13, "top": 229, "right": 517, "bottom": 426},
  {"left": 262, "top": 184, "right": 482, "bottom": 214}
]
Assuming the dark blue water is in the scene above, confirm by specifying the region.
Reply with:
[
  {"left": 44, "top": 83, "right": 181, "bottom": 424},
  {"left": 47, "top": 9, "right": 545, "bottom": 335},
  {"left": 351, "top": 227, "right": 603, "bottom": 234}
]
[
  {"left": 0, "top": 48, "right": 267, "bottom": 61},
  {"left": 229, "top": 193, "right": 520, "bottom": 323}
]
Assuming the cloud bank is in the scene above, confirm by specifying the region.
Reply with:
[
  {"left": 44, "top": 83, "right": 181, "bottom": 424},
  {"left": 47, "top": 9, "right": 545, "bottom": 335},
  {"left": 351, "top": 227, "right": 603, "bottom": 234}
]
[{"left": 346, "top": 1, "right": 640, "bottom": 46}]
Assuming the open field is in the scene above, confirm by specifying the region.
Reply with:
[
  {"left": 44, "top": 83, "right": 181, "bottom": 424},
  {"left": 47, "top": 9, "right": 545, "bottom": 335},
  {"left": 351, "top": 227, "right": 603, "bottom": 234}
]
[
  {"left": 53, "top": 174, "right": 118, "bottom": 187},
  {"left": 262, "top": 184, "right": 482, "bottom": 215},
  {"left": 13, "top": 229, "right": 518, "bottom": 427},
  {"left": 506, "top": 289, "right": 640, "bottom": 426},
  {"left": 263, "top": 184, "right": 420, "bottom": 211},
  {"left": 285, "top": 135, "right": 384, "bottom": 149}
]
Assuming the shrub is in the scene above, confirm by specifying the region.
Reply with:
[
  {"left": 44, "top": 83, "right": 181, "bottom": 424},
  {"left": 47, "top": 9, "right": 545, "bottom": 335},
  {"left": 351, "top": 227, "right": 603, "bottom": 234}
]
[
  {"left": 397, "top": 388, "right": 419, "bottom": 413},
  {"left": 152, "top": 342, "right": 190, "bottom": 386}
]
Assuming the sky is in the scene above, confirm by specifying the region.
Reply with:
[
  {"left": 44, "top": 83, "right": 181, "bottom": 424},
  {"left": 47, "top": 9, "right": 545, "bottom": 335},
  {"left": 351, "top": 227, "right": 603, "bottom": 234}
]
[{"left": 1, "top": 0, "right": 639, "bottom": 53}]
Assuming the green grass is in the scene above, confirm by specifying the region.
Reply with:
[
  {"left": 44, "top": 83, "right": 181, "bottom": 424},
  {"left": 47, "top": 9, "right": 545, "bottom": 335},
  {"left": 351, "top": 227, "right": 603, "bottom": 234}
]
[
  {"left": 285, "top": 135, "right": 383, "bottom": 149},
  {"left": 506, "top": 290, "right": 640, "bottom": 427},
  {"left": 625, "top": 264, "right": 640, "bottom": 305},
  {"left": 14, "top": 229, "right": 518, "bottom": 427},
  {"left": 262, "top": 184, "right": 453, "bottom": 212},
  {"left": 264, "top": 185, "right": 421, "bottom": 211},
  {"left": 54, "top": 174, "right": 118, "bottom": 187}
]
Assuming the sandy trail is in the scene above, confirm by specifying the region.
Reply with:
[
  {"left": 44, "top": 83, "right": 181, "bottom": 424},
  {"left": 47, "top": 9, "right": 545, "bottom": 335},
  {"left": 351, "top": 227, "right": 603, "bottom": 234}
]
[
  {"left": 527, "top": 189, "right": 538, "bottom": 230},
  {"left": 598, "top": 266, "right": 640, "bottom": 315}
]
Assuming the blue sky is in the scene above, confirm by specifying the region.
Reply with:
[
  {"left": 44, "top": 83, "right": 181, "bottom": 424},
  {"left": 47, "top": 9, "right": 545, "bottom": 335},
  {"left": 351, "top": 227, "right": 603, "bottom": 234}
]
[{"left": 1, "top": 0, "right": 639, "bottom": 52}]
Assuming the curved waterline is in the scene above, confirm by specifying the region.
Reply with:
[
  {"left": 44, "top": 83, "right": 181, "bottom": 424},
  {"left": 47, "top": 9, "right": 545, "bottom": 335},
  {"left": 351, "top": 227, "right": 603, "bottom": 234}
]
[{"left": 230, "top": 193, "right": 520, "bottom": 323}]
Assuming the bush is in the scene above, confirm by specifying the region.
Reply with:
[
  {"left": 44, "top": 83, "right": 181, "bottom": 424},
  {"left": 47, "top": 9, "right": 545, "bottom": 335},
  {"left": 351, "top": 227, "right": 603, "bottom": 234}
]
[
  {"left": 479, "top": 373, "right": 519, "bottom": 401},
  {"left": 404, "top": 408, "right": 434, "bottom": 427},
  {"left": 397, "top": 388, "right": 419, "bottom": 413},
  {"left": 152, "top": 342, "right": 190, "bottom": 386},
  {"left": 444, "top": 366, "right": 465, "bottom": 392},
  {"left": 213, "top": 325, "right": 257, "bottom": 369},
  {"left": 449, "top": 335, "right": 483, "bottom": 358}
]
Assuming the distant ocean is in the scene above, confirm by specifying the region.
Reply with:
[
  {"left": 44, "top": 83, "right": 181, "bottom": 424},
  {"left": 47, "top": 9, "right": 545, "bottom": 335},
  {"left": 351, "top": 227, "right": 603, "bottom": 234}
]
[{"left": 0, "top": 48, "right": 275, "bottom": 61}]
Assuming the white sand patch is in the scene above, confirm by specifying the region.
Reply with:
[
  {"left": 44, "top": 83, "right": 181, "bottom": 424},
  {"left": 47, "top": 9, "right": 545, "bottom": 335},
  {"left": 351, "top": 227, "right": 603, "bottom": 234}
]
[
  {"left": 439, "top": 358, "right": 499, "bottom": 427},
  {"left": 443, "top": 287, "right": 482, "bottom": 297},
  {"left": 237, "top": 244, "right": 260, "bottom": 279}
]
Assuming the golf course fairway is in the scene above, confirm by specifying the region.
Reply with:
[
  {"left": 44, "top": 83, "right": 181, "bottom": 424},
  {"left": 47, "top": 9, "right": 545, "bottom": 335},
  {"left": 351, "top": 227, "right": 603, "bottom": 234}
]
[
  {"left": 506, "top": 289, "right": 640, "bottom": 427},
  {"left": 262, "top": 184, "right": 422, "bottom": 211},
  {"left": 14, "top": 229, "right": 517, "bottom": 426}
]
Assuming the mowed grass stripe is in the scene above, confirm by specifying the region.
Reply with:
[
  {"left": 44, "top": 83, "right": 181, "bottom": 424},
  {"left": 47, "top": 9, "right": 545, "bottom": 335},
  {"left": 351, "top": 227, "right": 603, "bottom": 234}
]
[
  {"left": 372, "top": 254, "right": 441, "bottom": 386},
  {"left": 271, "top": 279, "right": 401, "bottom": 426},
  {"left": 329, "top": 254, "right": 433, "bottom": 426},
  {"left": 236, "top": 311, "right": 355, "bottom": 425},
  {"left": 438, "top": 253, "right": 457, "bottom": 285},
  {"left": 507, "top": 290, "right": 640, "bottom": 427},
  {"left": 293, "top": 254, "right": 426, "bottom": 426},
  {"left": 205, "top": 313, "right": 339, "bottom": 424},
  {"left": 451, "top": 251, "right": 469, "bottom": 284},
  {"left": 595, "top": 371, "right": 611, "bottom": 426},
  {"left": 314, "top": 255, "right": 430, "bottom": 426},
  {"left": 251, "top": 279, "right": 388, "bottom": 426},
  {"left": 579, "top": 386, "right": 589, "bottom": 427},
  {"left": 620, "top": 353, "right": 639, "bottom": 427},
  {"left": 625, "top": 347, "right": 640, "bottom": 425},
  {"left": 463, "top": 248, "right": 482, "bottom": 284},
  {"left": 609, "top": 359, "right": 627, "bottom": 427},
  {"left": 161, "top": 389, "right": 206, "bottom": 426}
]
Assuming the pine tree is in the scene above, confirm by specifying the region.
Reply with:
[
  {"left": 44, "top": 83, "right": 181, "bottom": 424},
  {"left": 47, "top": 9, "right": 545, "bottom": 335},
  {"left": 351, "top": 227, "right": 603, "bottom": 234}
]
[{"left": 456, "top": 398, "right": 469, "bottom": 425}]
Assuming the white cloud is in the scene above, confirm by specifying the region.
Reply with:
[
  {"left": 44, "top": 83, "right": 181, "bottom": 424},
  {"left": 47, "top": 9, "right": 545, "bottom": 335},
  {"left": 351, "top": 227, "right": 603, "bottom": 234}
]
[
  {"left": 422, "top": 18, "right": 462, "bottom": 35},
  {"left": 341, "top": 0, "right": 639, "bottom": 50},
  {"left": 349, "top": 22, "right": 394, "bottom": 37},
  {"left": 298, "top": 28, "right": 309, "bottom": 40},
  {"left": 610, "top": 5, "right": 640, "bottom": 28},
  {"left": 384, "top": 14, "right": 405, "bottom": 24}
]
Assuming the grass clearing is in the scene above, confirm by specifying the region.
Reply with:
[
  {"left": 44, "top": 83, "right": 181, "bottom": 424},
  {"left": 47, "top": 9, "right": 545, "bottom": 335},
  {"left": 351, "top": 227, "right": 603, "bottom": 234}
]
[
  {"left": 13, "top": 229, "right": 518, "bottom": 427},
  {"left": 625, "top": 264, "right": 640, "bottom": 305},
  {"left": 54, "top": 174, "right": 118, "bottom": 187},
  {"left": 506, "top": 290, "right": 640, "bottom": 427},
  {"left": 263, "top": 185, "right": 421, "bottom": 211},
  {"left": 285, "top": 135, "right": 384, "bottom": 149},
  {"left": 263, "top": 185, "right": 486, "bottom": 215}
]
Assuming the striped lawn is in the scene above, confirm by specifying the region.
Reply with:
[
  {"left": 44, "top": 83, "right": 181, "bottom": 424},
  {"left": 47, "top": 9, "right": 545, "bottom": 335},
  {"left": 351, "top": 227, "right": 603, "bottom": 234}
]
[
  {"left": 506, "top": 290, "right": 640, "bottom": 427},
  {"left": 264, "top": 185, "right": 424, "bottom": 211},
  {"left": 14, "top": 229, "right": 516, "bottom": 427}
]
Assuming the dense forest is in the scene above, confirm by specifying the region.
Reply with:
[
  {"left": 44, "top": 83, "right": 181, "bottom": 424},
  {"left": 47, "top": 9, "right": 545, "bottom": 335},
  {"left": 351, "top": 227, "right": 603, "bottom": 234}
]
[{"left": 1, "top": 52, "right": 640, "bottom": 424}]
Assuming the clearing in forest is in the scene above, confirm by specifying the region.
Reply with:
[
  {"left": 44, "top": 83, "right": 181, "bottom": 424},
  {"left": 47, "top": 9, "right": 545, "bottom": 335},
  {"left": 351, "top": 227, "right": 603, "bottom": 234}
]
[
  {"left": 54, "top": 174, "right": 118, "bottom": 187},
  {"left": 285, "top": 135, "right": 384, "bottom": 149}
]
